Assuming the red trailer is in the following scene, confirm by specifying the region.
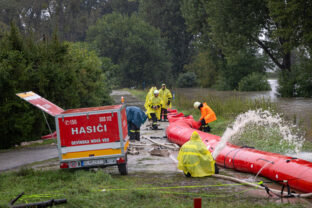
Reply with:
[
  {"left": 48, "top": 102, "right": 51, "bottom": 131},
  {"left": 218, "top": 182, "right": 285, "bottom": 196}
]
[{"left": 17, "top": 91, "right": 129, "bottom": 175}]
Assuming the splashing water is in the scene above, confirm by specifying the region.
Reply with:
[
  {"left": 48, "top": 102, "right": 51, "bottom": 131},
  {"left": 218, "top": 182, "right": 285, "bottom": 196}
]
[{"left": 212, "top": 109, "right": 305, "bottom": 159}]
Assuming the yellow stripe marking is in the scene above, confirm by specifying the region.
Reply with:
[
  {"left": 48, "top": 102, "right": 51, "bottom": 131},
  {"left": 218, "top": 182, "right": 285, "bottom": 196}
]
[
  {"left": 62, "top": 140, "right": 129, "bottom": 159},
  {"left": 16, "top": 91, "right": 35, "bottom": 98}
]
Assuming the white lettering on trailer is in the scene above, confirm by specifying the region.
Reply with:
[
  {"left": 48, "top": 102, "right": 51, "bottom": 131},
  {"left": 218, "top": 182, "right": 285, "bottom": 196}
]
[
  {"left": 102, "top": 138, "right": 109, "bottom": 142},
  {"left": 99, "top": 116, "right": 112, "bottom": 122},
  {"left": 71, "top": 124, "right": 107, "bottom": 135},
  {"left": 42, "top": 104, "right": 51, "bottom": 109},
  {"left": 70, "top": 138, "right": 110, "bottom": 145},
  {"left": 79, "top": 127, "right": 86, "bottom": 134},
  {"left": 91, "top": 139, "right": 101, "bottom": 143},
  {"left": 65, "top": 119, "right": 77, "bottom": 125},
  {"left": 99, "top": 117, "right": 106, "bottom": 122},
  {"left": 71, "top": 140, "right": 90, "bottom": 145}
]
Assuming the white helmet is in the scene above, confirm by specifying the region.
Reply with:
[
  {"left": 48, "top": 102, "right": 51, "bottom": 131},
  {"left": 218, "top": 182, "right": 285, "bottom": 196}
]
[
  {"left": 154, "top": 90, "right": 159, "bottom": 95},
  {"left": 193, "top": 101, "right": 201, "bottom": 109}
]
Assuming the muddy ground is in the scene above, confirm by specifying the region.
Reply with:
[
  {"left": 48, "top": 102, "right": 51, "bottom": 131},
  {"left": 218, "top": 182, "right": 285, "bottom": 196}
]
[{"left": 1, "top": 90, "right": 311, "bottom": 206}]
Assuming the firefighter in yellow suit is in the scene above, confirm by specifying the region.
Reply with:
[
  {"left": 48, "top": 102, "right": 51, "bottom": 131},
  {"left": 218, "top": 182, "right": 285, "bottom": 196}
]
[
  {"left": 146, "top": 90, "right": 162, "bottom": 129},
  {"left": 159, "top": 83, "right": 172, "bottom": 121},
  {"left": 144, "top": 87, "right": 156, "bottom": 119},
  {"left": 177, "top": 131, "right": 218, "bottom": 177}
]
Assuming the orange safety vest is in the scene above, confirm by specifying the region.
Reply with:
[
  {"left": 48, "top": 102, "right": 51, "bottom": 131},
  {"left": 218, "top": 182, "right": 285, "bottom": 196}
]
[{"left": 199, "top": 103, "right": 217, "bottom": 124}]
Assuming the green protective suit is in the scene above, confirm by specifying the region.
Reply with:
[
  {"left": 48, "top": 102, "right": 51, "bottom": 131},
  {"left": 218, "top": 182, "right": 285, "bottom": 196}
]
[
  {"left": 146, "top": 94, "right": 162, "bottom": 120},
  {"left": 159, "top": 88, "right": 172, "bottom": 109},
  {"left": 177, "top": 131, "right": 215, "bottom": 177}
]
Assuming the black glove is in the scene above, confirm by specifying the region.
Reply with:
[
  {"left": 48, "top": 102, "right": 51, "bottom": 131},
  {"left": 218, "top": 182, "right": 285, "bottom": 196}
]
[{"left": 200, "top": 119, "right": 206, "bottom": 125}]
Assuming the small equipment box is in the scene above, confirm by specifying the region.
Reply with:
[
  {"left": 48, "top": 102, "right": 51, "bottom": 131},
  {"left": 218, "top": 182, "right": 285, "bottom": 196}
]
[{"left": 17, "top": 92, "right": 129, "bottom": 175}]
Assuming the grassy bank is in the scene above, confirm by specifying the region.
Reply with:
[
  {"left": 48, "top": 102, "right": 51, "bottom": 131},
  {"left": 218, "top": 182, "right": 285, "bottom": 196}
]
[
  {"left": 0, "top": 168, "right": 306, "bottom": 208},
  {"left": 128, "top": 89, "right": 312, "bottom": 154}
]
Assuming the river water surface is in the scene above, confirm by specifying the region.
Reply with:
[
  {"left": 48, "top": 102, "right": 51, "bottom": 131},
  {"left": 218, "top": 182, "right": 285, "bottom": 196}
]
[
  {"left": 174, "top": 80, "right": 312, "bottom": 160},
  {"left": 174, "top": 79, "right": 312, "bottom": 133}
]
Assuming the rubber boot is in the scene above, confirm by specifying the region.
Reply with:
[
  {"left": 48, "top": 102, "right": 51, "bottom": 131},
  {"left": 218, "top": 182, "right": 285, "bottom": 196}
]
[
  {"left": 215, "top": 163, "right": 219, "bottom": 174},
  {"left": 135, "top": 130, "right": 140, "bottom": 141}
]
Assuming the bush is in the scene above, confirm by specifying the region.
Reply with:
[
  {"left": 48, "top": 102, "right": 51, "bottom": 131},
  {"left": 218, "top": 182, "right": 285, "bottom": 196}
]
[
  {"left": 278, "top": 56, "right": 312, "bottom": 97},
  {"left": 238, "top": 72, "right": 271, "bottom": 91},
  {"left": 0, "top": 25, "right": 112, "bottom": 149},
  {"left": 176, "top": 72, "right": 198, "bottom": 87}
]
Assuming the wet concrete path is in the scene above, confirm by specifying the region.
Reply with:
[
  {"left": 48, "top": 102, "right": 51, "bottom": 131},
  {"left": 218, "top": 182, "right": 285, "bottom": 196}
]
[{"left": 0, "top": 145, "right": 58, "bottom": 172}]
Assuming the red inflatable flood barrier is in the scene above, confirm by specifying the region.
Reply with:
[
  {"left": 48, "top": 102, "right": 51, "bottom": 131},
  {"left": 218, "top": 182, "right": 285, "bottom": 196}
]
[{"left": 166, "top": 109, "right": 312, "bottom": 193}]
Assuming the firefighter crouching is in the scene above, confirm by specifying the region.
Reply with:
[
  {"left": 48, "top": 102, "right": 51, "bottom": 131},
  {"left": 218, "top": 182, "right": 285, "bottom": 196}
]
[
  {"left": 159, "top": 83, "right": 172, "bottom": 121},
  {"left": 146, "top": 90, "right": 162, "bottom": 129},
  {"left": 193, "top": 101, "right": 217, "bottom": 132},
  {"left": 177, "top": 131, "right": 218, "bottom": 177},
  {"left": 126, "top": 106, "right": 147, "bottom": 141}
]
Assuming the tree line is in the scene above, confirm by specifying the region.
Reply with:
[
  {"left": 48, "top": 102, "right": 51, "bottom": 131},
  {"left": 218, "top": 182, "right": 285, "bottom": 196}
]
[
  {"left": 181, "top": 0, "right": 312, "bottom": 96},
  {"left": 1, "top": 0, "right": 311, "bottom": 96}
]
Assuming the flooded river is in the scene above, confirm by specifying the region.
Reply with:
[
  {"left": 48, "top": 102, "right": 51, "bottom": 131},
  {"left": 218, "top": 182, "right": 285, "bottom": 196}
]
[
  {"left": 174, "top": 79, "right": 312, "bottom": 134},
  {"left": 174, "top": 80, "right": 312, "bottom": 161}
]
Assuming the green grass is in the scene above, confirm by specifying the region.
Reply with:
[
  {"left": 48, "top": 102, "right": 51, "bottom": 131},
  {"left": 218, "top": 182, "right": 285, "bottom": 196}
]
[
  {"left": 0, "top": 169, "right": 305, "bottom": 208},
  {"left": 127, "top": 88, "right": 149, "bottom": 101},
  {"left": 230, "top": 124, "right": 303, "bottom": 154}
]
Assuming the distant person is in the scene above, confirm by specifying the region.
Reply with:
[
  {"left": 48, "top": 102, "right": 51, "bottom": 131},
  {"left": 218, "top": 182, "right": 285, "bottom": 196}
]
[
  {"left": 193, "top": 101, "right": 217, "bottom": 132},
  {"left": 146, "top": 90, "right": 162, "bottom": 129},
  {"left": 177, "top": 131, "right": 218, "bottom": 177},
  {"left": 159, "top": 83, "right": 172, "bottom": 121},
  {"left": 126, "top": 106, "right": 147, "bottom": 141}
]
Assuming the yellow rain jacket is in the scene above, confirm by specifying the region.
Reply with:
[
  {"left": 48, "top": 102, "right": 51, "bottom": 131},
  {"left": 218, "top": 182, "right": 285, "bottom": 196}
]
[
  {"left": 146, "top": 94, "right": 162, "bottom": 120},
  {"left": 159, "top": 88, "right": 172, "bottom": 109},
  {"left": 177, "top": 131, "right": 215, "bottom": 177},
  {"left": 144, "top": 87, "right": 156, "bottom": 110}
]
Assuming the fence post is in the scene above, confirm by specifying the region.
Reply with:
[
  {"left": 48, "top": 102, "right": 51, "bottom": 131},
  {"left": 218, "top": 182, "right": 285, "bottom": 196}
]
[{"left": 194, "top": 198, "right": 202, "bottom": 208}]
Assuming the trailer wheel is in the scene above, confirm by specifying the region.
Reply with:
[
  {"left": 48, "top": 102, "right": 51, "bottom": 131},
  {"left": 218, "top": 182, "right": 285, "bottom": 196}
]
[
  {"left": 118, "top": 154, "right": 128, "bottom": 175},
  {"left": 118, "top": 162, "right": 128, "bottom": 175}
]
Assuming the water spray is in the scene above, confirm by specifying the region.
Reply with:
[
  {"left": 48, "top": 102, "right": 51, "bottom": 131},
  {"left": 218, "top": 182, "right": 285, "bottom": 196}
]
[{"left": 212, "top": 109, "right": 305, "bottom": 159}]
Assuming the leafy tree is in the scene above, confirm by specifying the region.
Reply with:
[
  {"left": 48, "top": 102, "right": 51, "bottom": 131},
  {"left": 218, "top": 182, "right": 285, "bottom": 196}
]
[
  {"left": 67, "top": 42, "right": 113, "bottom": 107},
  {"left": 238, "top": 72, "right": 271, "bottom": 91},
  {"left": 177, "top": 71, "right": 198, "bottom": 88},
  {"left": 0, "top": 25, "right": 112, "bottom": 149},
  {"left": 0, "top": 24, "right": 44, "bottom": 148},
  {"left": 0, "top": 0, "right": 139, "bottom": 42},
  {"left": 181, "top": 0, "right": 268, "bottom": 90},
  {"left": 181, "top": 0, "right": 312, "bottom": 95},
  {"left": 139, "top": 0, "right": 193, "bottom": 76},
  {"left": 217, "top": 48, "right": 267, "bottom": 90},
  {"left": 183, "top": 50, "right": 218, "bottom": 88},
  {"left": 87, "top": 13, "right": 172, "bottom": 88}
]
